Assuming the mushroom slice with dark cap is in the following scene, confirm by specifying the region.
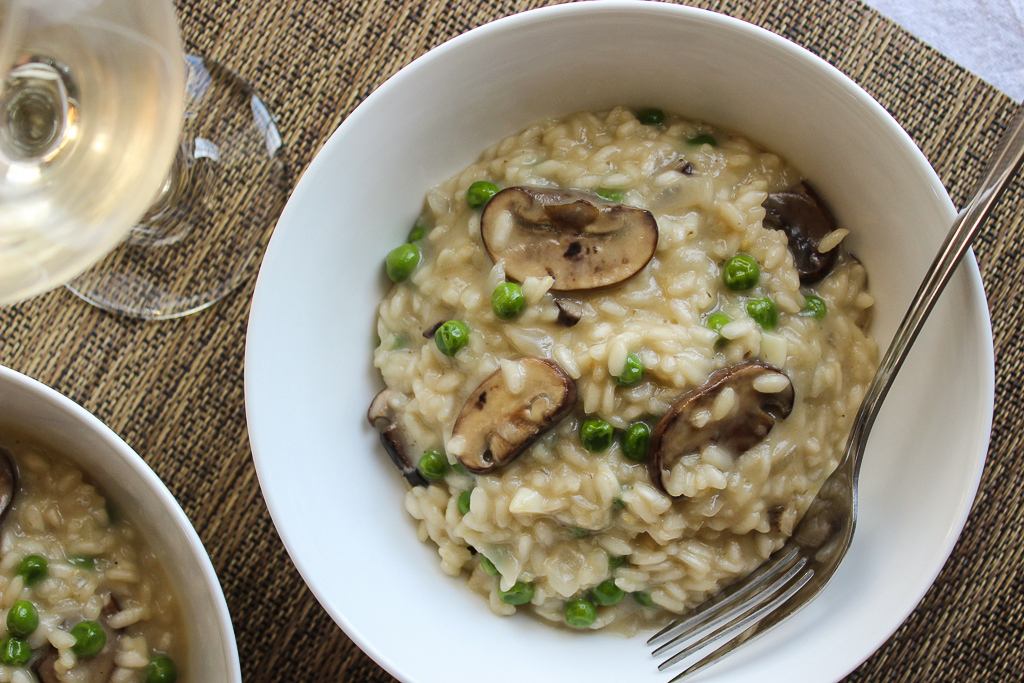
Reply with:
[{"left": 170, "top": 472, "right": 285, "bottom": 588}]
[
  {"left": 422, "top": 320, "right": 446, "bottom": 338},
  {"left": 368, "top": 389, "right": 429, "bottom": 487},
  {"left": 762, "top": 183, "right": 839, "bottom": 284},
  {"left": 648, "top": 361, "right": 794, "bottom": 497},
  {"left": 36, "top": 593, "right": 122, "bottom": 682},
  {"left": 480, "top": 187, "right": 658, "bottom": 291},
  {"left": 0, "top": 446, "right": 16, "bottom": 524},
  {"left": 33, "top": 648, "right": 60, "bottom": 683},
  {"left": 451, "top": 357, "right": 577, "bottom": 473},
  {"left": 34, "top": 643, "right": 115, "bottom": 682},
  {"left": 554, "top": 299, "right": 584, "bottom": 327}
]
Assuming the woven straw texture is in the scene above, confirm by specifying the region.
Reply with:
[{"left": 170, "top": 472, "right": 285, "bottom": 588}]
[{"left": 1, "top": 0, "right": 1020, "bottom": 680}]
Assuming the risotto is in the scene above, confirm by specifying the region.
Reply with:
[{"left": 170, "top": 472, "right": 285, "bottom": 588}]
[
  {"left": 0, "top": 433, "right": 184, "bottom": 682},
  {"left": 369, "top": 107, "right": 878, "bottom": 633}
]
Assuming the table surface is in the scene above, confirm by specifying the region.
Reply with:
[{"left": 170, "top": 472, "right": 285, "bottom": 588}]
[
  {"left": 864, "top": 0, "right": 1024, "bottom": 102},
  {"left": 2, "top": 0, "right": 1022, "bottom": 681}
]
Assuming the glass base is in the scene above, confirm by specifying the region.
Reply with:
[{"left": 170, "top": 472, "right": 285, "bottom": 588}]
[{"left": 65, "top": 54, "right": 287, "bottom": 319}]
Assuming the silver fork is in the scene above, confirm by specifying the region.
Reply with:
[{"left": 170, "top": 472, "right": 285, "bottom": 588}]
[{"left": 649, "top": 104, "right": 1024, "bottom": 682}]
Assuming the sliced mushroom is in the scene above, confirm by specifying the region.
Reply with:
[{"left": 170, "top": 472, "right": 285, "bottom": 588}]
[
  {"left": 554, "top": 299, "right": 583, "bottom": 327},
  {"left": 480, "top": 187, "right": 658, "bottom": 291},
  {"left": 0, "top": 447, "right": 16, "bottom": 524},
  {"left": 368, "top": 389, "right": 428, "bottom": 487},
  {"left": 37, "top": 593, "right": 122, "bottom": 682},
  {"left": 422, "top": 321, "right": 445, "bottom": 339},
  {"left": 648, "top": 361, "right": 794, "bottom": 496},
  {"left": 762, "top": 183, "right": 838, "bottom": 284},
  {"left": 101, "top": 591, "right": 121, "bottom": 619},
  {"left": 451, "top": 357, "right": 577, "bottom": 473},
  {"left": 33, "top": 648, "right": 60, "bottom": 683},
  {"left": 34, "top": 640, "right": 116, "bottom": 682}
]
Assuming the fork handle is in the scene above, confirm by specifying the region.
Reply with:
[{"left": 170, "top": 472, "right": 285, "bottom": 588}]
[{"left": 845, "top": 105, "right": 1024, "bottom": 474}]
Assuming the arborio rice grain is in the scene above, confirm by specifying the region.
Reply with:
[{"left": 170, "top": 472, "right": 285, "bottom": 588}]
[{"left": 371, "top": 107, "right": 878, "bottom": 634}]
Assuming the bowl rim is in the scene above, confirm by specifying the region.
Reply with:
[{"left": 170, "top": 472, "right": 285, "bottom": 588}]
[
  {"left": 246, "top": 1, "right": 995, "bottom": 680},
  {"left": 0, "top": 364, "right": 242, "bottom": 683}
]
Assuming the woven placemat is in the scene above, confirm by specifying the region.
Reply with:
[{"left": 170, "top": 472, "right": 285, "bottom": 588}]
[{"left": 1, "top": 0, "right": 1019, "bottom": 680}]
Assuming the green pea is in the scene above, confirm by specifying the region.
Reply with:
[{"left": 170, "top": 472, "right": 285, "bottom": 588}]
[
  {"left": 608, "top": 554, "right": 628, "bottom": 569},
  {"left": 0, "top": 636, "right": 30, "bottom": 666},
  {"left": 385, "top": 243, "right": 421, "bottom": 283},
  {"left": 479, "top": 555, "right": 499, "bottom": 576},
  {"left": 417, "top": 450, "right": 448, "bottom": 481},
  {"left": 612, "top": 497, "right": 626, "bottom": 511},
  {"left": 491, "top": 282, "right": 525, "bottom": 320},
  {"left": 722, "top": 254, "right": 759, "bottom": 291},
  {"left": 499, "top": 581, "right": 534, "bottom": 605},
  {"left": 6, "top": 601, "right": 38, "bottom": 637},
  {"left": 434, "top": 320, "right": 470, "bottom": 356},
  {"left": 564, "top": 597, "right": 597, "bottom": 628},
  {"left": 746, "top": 297, "right": 779, "bottom": 330},
  {"left": 69, "top": 556, "right": 95, "bottom": 570},
  {"left": 146, "top": 655, "right": 178, "bottom": 683},
  {"left": 408, "top": 222, "right": 428, "bottom": 242},
  {"left": 580, "top": 419, "right": 613, "bottom": 452},
  {"left": 467, "top": 181, "right": 499, "bottom": 208},
  {"left": 803, "top": 294, "right": 827, "bottom": 319},
  {"left": 70, "top": 620, "right": 106, "bottom": 658},
  {"left": 689, "top": 133, "right": 717, "bottom": 146},
  {"left": 451, "top": 461, "right": 469, "bottom": 476},
  {"left": 706, "top": 312, "right": 731, "bottom": 347},
  {"left": 595, "top": 187, "right": 625, "bottom": 203},
  {"left": 591, "top": 579, "right": 625, "bottom": 606},
  {"left": 16, "top": 555, "right": 47, "bottom": 585},
  {"left": 706, "top": 312, "right": 731, "bottom": 334},
  {"left": 457, "top": 489, "right": 472, "bottom": 515},
  {"left": 633, "top": 591, "right": 656, "bottom": 607},
  {"left": 620, "top": 421, "right": 651, "bottom": 462},
  {"left": 613, "top": 353, "right": 643, "bottom": 387},
  {"left": 636, "top": 108, "right": 665, "bottom": 126}
]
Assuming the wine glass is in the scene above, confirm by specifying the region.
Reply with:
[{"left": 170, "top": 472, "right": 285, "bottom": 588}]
[
  {"left": 0, "top": 0, "right": 184, "bottom": 305},
  {"left": 1, "top": 0, "right": 287, "bottom": 319},
  {"left": 65, "top": 52, "right": 288, "bottom": 319}
]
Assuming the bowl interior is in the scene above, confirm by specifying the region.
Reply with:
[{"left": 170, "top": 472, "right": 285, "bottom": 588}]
[
  {"left": 0, "top": 367, "right": 240, "bottom": 683},
  {"left": 245, "top": 3, "right": 993, "bottom": 682}
]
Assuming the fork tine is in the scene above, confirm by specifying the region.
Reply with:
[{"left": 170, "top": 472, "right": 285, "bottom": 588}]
[
  {"left": 666, "top": 568, "right": 819, "bottom": 682},
  {"left": 666, "top": 568, "right": 816, "bottom": 682},
  {"left": 657, "top": 556, "right": 810, "bottom": 671},
  {"left": 650, "top": 549, "right": 802, "bottom": 657},
  {"left": 648, "top": 546, "right": 801, "bottom": 647}
]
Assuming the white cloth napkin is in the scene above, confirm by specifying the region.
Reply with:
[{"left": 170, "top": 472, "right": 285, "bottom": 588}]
[{"left": 865, "top": 0, "right": 1024, "bottom": 101}]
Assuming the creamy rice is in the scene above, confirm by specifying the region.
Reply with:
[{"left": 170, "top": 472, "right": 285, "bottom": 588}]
[
  {"left": 0, "top": 433, "right": 185, "bottom": 681},
  {"left": 371, "top": 107, "right": 878, "bottom": 632}
]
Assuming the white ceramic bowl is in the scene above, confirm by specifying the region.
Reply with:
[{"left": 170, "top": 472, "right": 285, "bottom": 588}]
[
  {"left": 245, "top": 3, "right": 994, "bottom": 682},
  {"left": 0, "top": 366, "right": 241, "bottom": 682}
]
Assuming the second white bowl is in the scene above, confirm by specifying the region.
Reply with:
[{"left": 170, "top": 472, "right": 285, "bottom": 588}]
[{"left": 0, "top": 366, "right": 241, "bottom": 683}]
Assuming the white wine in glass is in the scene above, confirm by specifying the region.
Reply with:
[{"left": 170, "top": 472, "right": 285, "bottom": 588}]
[{"left": 0, "top": 0, "right": 185, "bottom": 305}]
